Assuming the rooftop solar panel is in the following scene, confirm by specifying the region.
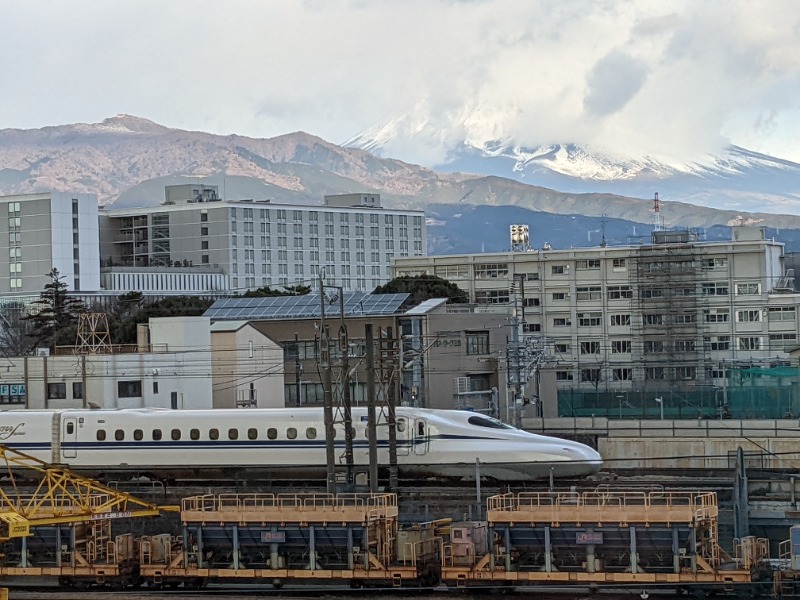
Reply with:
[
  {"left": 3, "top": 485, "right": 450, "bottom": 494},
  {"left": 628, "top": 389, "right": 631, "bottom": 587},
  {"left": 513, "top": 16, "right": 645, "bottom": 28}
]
[{"left": 204, "top": 292, "right": 409, "bottom": 321}]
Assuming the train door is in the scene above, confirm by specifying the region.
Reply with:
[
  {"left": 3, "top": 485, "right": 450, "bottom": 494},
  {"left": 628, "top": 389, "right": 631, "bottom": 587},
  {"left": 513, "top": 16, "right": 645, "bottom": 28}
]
[
  {"left": 396, "top": 417, "right": 410, "bottom": 456},
  {"left": 62, "top": 417, "right": 77, "bottom": 459},
  {"left": 413, "top": 418, "right": 429, "bottom": 455}
]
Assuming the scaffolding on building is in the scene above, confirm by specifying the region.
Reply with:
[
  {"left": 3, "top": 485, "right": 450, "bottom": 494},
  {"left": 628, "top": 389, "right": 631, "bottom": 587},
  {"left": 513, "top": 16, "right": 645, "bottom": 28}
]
[{"left": 559, "top": 231, "right": 721, "bottom": 419}]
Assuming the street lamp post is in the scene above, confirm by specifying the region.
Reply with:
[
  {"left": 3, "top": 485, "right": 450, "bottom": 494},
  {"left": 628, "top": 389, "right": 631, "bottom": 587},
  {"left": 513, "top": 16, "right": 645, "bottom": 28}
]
[{"left": 655, "top": 397, "right": 664, "bottom": 420}]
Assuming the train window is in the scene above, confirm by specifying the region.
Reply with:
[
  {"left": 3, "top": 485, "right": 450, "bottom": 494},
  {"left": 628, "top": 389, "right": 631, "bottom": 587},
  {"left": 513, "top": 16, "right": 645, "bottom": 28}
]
[
  {"left": 418, "top": 422, "right": 425, "bottom": 436},
  {"left": 467, "top": 415, "right": 513, "bottom": 430},
  {"left": 171, "top": 429, "right": 181, "bottom": 441},
  {"left": 228, "top": 428, "right": 239, "bottom": 440},
  {"left": 115, "top": 429, "right": 125, "bottom": 441},
  {"left": 287, "top": 427, "right": 297, "bottom": 440},
  {"left": 248, "top": 428, "right": 257, "bottom": 440},
  {"left": 97, "top": 430, "right": 106, "bottom": 441},
  {"left": 66, "top": 422, "right": 75, "bottom": 435},
  {"left": 134, "top": 429, "right": 143, "bottom": 441},
  {"left": 306, "top": 427, "right": 317, "bottom": 439},
  {"left": 190, "top": 429, "right": 200, "bottom": 441},
  {"left": 267, "top": 428, "right": 277, "bottom": 440},
  {"left": 152, "top": 429, "right": 163, "bottom": 441},
  {"left": 397, "top": 419, "right": 406, "bottom": 432},
  {"left": 209, "top": 428, "right": 219, "bottom": 440}
]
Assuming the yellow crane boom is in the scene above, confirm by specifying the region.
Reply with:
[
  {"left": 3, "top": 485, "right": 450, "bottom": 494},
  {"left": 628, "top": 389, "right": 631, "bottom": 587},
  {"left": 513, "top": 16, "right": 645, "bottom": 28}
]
[{"left": 0, "top": 445, "right": 177, "bottom": 540}]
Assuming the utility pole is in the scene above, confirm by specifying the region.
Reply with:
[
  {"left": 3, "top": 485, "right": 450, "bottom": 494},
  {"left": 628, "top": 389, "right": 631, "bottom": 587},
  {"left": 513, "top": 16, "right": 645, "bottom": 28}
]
[
  {"left": 319, "top": 271, "right": 336, "bottom": 494},
  {"left": 365, "top": 324, "right": 378, "bottom": 492},
  {"left": 385, "top": 327, "right": 399, "bottom": 491},
  {"left": 338, "top": 294, "right": 354, "bottom": 487},
  {"left": 294, "top": 332, "right": 301, "bottom": 407}
]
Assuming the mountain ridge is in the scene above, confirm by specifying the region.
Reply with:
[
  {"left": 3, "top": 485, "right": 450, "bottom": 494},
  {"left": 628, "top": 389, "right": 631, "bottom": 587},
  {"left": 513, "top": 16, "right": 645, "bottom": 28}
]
[
  {"left": 347, "top": 122, "right": 800, "bottom": 215},
  {"left": 2, "top": 116, "right": 800, "bottom": 234}
]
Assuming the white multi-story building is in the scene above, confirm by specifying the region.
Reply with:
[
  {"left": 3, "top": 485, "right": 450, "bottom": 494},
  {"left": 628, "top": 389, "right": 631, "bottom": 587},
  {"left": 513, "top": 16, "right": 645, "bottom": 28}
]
[
  {"left": 393, "top": 227, "right": 800, "bottom": 410},
  {"left": 0, "top": 192, "right": 100, "bottom": 301},
  {"left": 100, "top": 187, "right": 427, "bottom": 293}
]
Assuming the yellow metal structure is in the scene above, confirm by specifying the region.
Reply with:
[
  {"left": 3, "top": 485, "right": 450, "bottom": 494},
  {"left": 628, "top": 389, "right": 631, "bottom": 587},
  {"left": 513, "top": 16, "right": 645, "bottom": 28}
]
[{"left": 0, "top": 445, "right": 176, "bottom": 540}]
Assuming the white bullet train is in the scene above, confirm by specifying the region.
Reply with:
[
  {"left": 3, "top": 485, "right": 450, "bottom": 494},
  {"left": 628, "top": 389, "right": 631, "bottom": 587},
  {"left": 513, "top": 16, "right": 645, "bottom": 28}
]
[{"left": 0, "top": 407, "right": 602, "bottom": 481}]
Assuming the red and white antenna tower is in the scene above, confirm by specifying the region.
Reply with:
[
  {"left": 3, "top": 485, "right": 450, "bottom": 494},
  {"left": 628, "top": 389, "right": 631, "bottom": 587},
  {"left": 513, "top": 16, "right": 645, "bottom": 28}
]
[{"left": 653, "top": 192, "right": 665, "bottom": 232}]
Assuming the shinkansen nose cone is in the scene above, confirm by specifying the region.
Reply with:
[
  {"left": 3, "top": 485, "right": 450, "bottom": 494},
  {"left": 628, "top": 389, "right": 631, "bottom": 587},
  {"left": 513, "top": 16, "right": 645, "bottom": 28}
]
[{"left": 556, "top": 440, "right": 603, "bottom": 476}]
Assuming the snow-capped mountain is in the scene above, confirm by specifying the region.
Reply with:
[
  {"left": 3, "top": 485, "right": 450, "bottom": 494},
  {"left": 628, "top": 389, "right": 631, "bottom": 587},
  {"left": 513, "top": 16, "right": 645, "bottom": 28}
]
[{"left": 346, "top": 130, "right": 800, "bottom": 215}]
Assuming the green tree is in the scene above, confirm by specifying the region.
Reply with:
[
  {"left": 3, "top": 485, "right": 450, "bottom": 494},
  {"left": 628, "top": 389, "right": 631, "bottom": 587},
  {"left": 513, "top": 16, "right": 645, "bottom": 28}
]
[
  {"left": 111, "top": 295, "right": 215, "bottom": 344},
  {"left": 241, "top": 285, "right": 311, "bottom": 297},
  {"left": 373, "top": 274, "right": 468, "bottom": 306},
  {"left": 24, "top": 268, "right": 86, "bottom": 350}
]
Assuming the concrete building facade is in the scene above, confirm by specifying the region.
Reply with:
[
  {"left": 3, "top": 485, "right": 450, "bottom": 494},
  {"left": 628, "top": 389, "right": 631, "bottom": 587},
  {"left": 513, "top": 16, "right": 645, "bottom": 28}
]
[
  {"left": 0, "top": 192, "right": 100, "bottom": 301},
  {"left": 100, "top": 187, "right": 426, "bottom": 293},
  {"left": 393, "top": 227, "right": 800, "bottom": 417},
  {"left": 0, "top": 316, "right": 284, "bottom": 410}
]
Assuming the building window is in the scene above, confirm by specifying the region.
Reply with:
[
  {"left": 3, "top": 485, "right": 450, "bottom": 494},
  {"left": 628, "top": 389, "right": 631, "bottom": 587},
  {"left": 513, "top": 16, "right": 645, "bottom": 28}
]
[
  {"left": 72, "top": 382, "right": 84, "bottom": 399},
  {"left": 612, "top": 258, "right": 626, "bottom": 270},
  {"left": 737, "top": 309, "right": 761, "bottom": 322},
  {"left": 551, "top": 265, "right": 566, "bottom": 275},
  {"left": 474, "top": 263, "right": 509, "bottom": 278},
  {"left": 554, "top": 342, "right": 571, "bottom": 353},
  {"left": 607, "top": 285, "right": 632, "bottom": 300},
  {"left": 674, "top": 340, "right": 696, "bottom": 352},
  {"left": 644, "top": 340, "right": 665, "bottom": 354},
  {"left": 465, "top": 331, "right": 490, "bottom": 355},
  {"left": 612, "top": 368, "right": 632, "bottom": 381},
  {"left": 576, "top": 286, "right": 602, "bottom": 301},
  {"left": 611, "top": 340, "right": 631, "bottom": 353},
  {"left": 553, "top": 317, "right": 571, "bottom": 327},
  {"left": 640, "top": 288, "right": 664, "bottom": 299},
  {"left": 704, "top": 309, "right": 729, "bottom": 323},
  {"left": 769, "top": 333, "right": 797, "bottom": 349},
  {"left": 579, "top": 341, "right": 600, "bottom": 354},
  {"left": 736, "top": 282, "right": 760, "bottom": 295},
  {"left": 769, "top": 307, "right": 796, "bottom": 321},
  {"left": 610, "top": 314, "right": 631, "bottom": 326},
  {"left": 575, "top": 259, "right": 600, "bottom": 269},
  {"left": 738, "top": 336, "right": 761, "bottom": 350},
  {"left": 674, "top": 314, "right": 695, "bottom": 324},
  {"left": 645, "top": 367, "right": 665, "bottom": 380},
  {"left": 556, "top": 370, "right": 573, "bottom": 381},
  {"left": 702, "top": 257, "right": 727, "bottom": 270},
  {"left": 117, "top": 380, "right": 142, "bottom": 398},
  {"left": 702, "top": 282, "right": 728, "bottom": 296},
  {"left": 644, "top": 314, "right": 664, "bottom": 325},
  {"left": 577, "top": 312, "right": 602, "bottom": 327},
  {"left": 47, "top": 382, "right": 66, "bottom": 400},
  {"left": 580, "top": 368, "right": 601, "bottom": 383},
  {"left": 676, "top": 366, "right": 696, "bottom": 380},
  {"left": 705, "top": 335, "right": 730, "bottom": 351},
  {"left": 475, "top": 290, "right": 509, "bottom": 304},
  {"left": 551, "top": 291, "right": 568, "bottom": 301}
]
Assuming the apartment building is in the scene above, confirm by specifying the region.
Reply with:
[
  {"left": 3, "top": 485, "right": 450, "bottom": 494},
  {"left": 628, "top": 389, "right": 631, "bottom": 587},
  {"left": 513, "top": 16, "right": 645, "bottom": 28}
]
[
  {"left": 100, "top": 187, "right": 427, "bottom": 293},
  {"left": 0, "top": 192, "right": 100, "bottom": 301},
  {"left": 393, "top": 227, "right": 800, "bottom": 410}
]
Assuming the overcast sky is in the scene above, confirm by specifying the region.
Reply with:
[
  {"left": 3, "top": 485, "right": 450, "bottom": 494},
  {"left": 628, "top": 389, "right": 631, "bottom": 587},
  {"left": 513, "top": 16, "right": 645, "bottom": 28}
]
[{"left": 1, "top": 0, "right": 799, "bottom": 166}]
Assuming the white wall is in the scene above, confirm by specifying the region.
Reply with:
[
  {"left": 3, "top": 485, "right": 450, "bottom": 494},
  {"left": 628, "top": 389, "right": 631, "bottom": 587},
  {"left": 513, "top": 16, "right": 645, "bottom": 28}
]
[{"left": 49, "top": 192, "right": 101, "bottom": 292}]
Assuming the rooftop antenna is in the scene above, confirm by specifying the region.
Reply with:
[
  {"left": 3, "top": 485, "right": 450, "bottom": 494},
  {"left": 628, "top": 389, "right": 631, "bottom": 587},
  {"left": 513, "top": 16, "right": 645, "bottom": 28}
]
[
  {"left": 600, "top": 214, "right": 607, "bottom": 247},
  {"left": 653, "top": 192, "right": 665, "bottom": 232}
]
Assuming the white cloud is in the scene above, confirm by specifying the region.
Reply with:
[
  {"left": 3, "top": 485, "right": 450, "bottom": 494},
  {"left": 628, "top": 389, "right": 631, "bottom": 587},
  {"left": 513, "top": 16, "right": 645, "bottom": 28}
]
[{"left": 0, "top": 0, "right": 798, "bottom": 165}]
